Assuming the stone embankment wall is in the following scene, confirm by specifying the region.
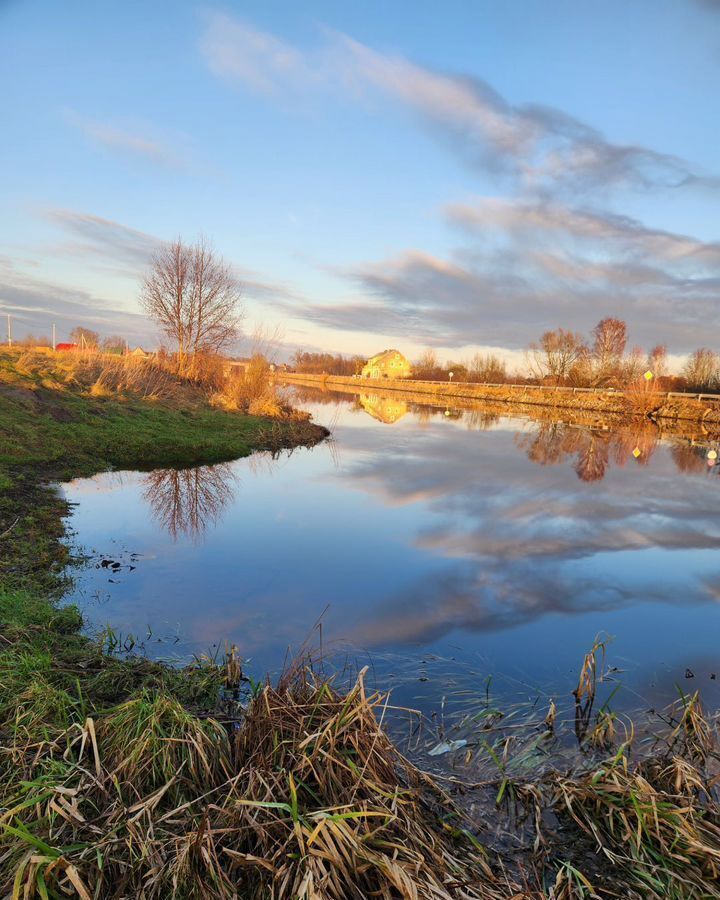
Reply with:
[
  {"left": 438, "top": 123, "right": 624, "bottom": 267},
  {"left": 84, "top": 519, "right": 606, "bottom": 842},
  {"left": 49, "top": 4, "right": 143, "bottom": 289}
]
[{"left": 278, "top": 373, "right": 720, "bottom": 428}]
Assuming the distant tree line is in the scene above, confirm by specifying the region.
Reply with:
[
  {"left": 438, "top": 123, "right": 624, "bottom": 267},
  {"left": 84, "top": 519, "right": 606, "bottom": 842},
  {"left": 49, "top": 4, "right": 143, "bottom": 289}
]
[
  {"left": 291, "top": 351, "right": 366, "bottom": 375},
  {"left": 13, "top": 327, "right": 128, "bottom": 352},
  {"left": 413, "top": 349, "right": 509, "bottom": 383},
  {"left": 525, "top": 317, "right": 720, "bottom": 392},
  {"left": 407, "top": 317, "right": 720, "bottom": 394}
]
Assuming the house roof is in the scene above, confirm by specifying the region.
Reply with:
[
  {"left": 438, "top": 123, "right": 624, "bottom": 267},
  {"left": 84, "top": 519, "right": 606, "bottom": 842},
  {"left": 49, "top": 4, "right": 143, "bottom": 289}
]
[{"left": 366, "top": 349, "right": 407, "bottom": 365}]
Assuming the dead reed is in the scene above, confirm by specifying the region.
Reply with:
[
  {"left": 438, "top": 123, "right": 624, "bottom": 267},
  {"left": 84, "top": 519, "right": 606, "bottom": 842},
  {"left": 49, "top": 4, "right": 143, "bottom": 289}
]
[
  {"left": 212, "top": 354, "right": 297, "bottom": 418},
  {"left": 0, "top": 664, "right": 506, "bottom": 899}
]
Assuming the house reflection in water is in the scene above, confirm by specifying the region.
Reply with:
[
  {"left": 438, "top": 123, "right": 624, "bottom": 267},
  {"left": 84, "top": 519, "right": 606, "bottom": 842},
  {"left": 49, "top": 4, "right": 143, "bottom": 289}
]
[
  {"left": 141, "top": 463, "right": 238, "bottom": 540},
  {"left": 358, "top": 393, "right": 409, "bottom": 424}
]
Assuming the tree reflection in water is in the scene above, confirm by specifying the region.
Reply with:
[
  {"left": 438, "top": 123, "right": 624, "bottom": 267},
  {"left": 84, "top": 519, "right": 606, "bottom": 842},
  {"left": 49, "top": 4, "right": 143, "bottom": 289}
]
[
  {"left": 515, "top": 422, "right": 660, "bottom": 482},
  {"left": 142, "top": 463, "right": 238, "bottom": 540}
]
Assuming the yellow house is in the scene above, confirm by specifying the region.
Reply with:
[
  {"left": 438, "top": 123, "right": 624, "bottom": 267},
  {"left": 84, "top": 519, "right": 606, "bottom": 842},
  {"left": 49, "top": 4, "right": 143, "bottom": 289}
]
[{"left": 361, "top": 349, "right": 412, "bottom": 379}]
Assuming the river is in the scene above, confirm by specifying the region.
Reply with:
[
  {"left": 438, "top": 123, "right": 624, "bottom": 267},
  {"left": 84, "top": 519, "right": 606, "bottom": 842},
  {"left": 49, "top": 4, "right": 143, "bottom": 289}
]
[{"left": 60, "top": 387, "right": 720, "bottom": 734}]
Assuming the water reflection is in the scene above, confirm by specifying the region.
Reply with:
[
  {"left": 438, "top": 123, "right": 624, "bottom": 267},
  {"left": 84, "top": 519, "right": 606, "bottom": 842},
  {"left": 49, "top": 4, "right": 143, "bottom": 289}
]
[
  {"left": 62, "top": 388, "right": 720, "bottom": 709},
  {"left": 293, "top": 382, "right": 720, "bottom": 482},
  {"left": 358, "top": 394, "right": 408, "bottom": 424},
  {"left": 334, "top": 402, "right": 720, "bottom": 651},
  {"left": 515, "top": 422, "right": 658, "bottom": 482},
  {"left": 142, "top": 463, "right": 238, "bottom": 540}
]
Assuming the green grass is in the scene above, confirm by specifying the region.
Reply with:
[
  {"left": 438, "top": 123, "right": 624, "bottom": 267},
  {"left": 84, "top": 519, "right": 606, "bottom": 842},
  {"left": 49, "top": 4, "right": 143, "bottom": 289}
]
[
  {"left": 0, "top": 350, "right": 327, "bottom": 727},
  {"left": 0, "top": 379, "right": 323, "bottom": 476}
]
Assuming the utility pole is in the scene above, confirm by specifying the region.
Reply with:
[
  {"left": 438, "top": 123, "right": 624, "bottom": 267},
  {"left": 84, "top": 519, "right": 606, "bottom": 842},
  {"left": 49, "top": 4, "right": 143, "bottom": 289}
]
[
  {"left": 6, "top": 313, "right": 11, "bottom": 347},
  {"left": 52, "top": 323, "right": 56, "bottom": 351}
]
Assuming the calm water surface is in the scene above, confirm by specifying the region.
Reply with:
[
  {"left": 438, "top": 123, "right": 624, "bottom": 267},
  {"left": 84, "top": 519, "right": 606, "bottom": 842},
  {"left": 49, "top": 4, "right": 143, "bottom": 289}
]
[{"left": 61, "top": 389, "right": 720, "bottom": 717}]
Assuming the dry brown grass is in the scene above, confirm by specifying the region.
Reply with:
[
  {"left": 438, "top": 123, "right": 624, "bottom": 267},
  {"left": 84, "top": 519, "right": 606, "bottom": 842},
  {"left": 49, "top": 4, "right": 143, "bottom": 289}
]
[
  {"left": 623, "top": 377, "right": 664, "bottom": 416},
  {"left": 551, "top": 746, "right": 720, "bottom": 898},
  {"left": 0, "top": 665, "right": 506, "bottom": 899},
  {"left": 212, "top": 355, "right": 299, "bottom": 418},
  {"left": 0, "top": 348, "right": 193, "bottom": 402}
]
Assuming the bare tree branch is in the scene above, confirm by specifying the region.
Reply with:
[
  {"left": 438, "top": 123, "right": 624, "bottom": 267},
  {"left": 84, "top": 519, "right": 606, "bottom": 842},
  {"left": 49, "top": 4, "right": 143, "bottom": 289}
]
[{"left": 140, "top": 237, "right": 243, "bottom": 370}]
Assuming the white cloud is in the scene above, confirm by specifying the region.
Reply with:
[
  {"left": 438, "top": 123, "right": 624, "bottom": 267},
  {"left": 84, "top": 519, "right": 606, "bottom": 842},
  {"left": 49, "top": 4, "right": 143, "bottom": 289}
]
[
  {"left": 199, "top": 15, "right": 719, "bottom": 196},
  {"left": 63, "top": 110, "right": 184, "bottom": 168}
]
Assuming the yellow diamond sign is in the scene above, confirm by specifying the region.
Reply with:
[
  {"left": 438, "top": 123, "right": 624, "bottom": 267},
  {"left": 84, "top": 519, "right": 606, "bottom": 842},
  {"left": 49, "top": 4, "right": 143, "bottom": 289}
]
[
  {"left": 632, "top": 447, "right": 642, "bottom": 458},
  {"left": 643, "top": 370, "right": 654, "bottom": 380}
]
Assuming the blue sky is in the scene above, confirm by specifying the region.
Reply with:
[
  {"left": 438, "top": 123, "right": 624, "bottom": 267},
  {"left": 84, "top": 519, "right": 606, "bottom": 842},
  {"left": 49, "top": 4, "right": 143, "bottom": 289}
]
[{"left": 1, "top": 0, "right": 719, "bottom": 363}]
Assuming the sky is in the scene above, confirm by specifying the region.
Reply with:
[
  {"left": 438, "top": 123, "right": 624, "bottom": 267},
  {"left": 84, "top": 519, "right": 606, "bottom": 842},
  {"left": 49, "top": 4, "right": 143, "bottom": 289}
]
[{"left": 1, "top": 0, "right": 719, "bottom": 366}]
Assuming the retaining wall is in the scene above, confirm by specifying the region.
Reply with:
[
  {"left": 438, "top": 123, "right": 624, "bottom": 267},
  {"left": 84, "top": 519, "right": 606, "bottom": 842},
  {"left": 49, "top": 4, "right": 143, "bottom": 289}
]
[{"left": 277, "top": 373, "right": 720, "bottom": 428}]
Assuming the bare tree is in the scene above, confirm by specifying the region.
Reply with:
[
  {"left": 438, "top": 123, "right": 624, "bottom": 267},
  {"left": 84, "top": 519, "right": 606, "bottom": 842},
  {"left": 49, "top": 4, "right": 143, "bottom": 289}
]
[
  {"left": 682, "top": 348, "right": 719, "bottom": 391},
  {"left": 140, "top": 237, "right": 243, "bottom": 371},
  {"left": 591, "top": 317, "right": 627, "bottom": 384},
  {"left": 622, "top": 345, "right": 646, "bottom": 384},
  {"left": 70, "top": 326, "right": 100, "bottom": 349},
  {"left": 414, "top": 348, "right": 440, "bottom": 379},
  {"left": 468, "top": 352, "right": 507, "bottom": 383},
  {"left": 527, "top": 328, "right": 587, "bottom": 384},
  {"left": 647, "top": 344, "right": 668, "bottom": 379},
  {"left": 22, "top": 333, "right": 52, "bottom": 348}
]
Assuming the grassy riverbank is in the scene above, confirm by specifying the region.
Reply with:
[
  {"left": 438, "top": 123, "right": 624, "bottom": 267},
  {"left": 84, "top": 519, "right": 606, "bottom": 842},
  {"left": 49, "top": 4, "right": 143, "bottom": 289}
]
[{"left": 2, "top": 350, "right": 720, "bottom": 898}]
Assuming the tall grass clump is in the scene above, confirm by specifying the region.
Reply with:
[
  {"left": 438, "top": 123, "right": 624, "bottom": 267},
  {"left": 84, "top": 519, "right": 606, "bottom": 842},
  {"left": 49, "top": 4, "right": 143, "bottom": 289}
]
[
  {"left": 86, "top": 355, "right": 179, "bottom": 400},
  {"left": 0, "top": 664, "right": 505, "bottom": 899},
  {"left": 213, "top": 354, "right": 298, "bottom": 418},
  {"left": 552, "top": 743, "right": 720, "bottom": 897}
]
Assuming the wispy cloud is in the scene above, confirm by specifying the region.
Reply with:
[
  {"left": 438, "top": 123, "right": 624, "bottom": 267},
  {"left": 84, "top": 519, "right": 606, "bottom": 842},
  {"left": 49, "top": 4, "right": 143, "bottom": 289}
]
[
  {"left": 0, "top": 256, "right": 151, "bottom": 342},
  {"left": 63, "top": 110, "right": 184, "bottom": 168},
  {"left": 445, "top": 198, "right": 720, "bottom": 264},
  {"left": 200, "top": 14, "right": 319, "bottom": 93},
  {"left": 199, "top": 15, "right": 719, "bottom": 197},
  {"left": 41, "top": 209, "right": 304, "bottom": 304},
  {"left": 45, "top": 209, "right": 161, "bottom": 272},
  {"left": 292, "top": 199, "right": 720, "bottom": 351}
]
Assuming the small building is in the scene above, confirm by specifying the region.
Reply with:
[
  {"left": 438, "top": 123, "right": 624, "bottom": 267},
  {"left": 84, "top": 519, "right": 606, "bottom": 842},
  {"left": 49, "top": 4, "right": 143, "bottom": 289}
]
[
  {"left": 129, "top": 346, "right": 152, "bottom": 359},
  {"left": 55, "top": 343, "right": 78, "bottom": 352},
  {"left": 361, "top": 349, "right": 412, "bottom": 379}
]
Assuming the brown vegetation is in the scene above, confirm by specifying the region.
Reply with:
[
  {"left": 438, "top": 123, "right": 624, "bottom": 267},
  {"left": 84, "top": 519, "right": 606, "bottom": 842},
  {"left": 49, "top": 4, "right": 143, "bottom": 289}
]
[
  {"left": 0, "top": 657, "right": 505, "bottom": 900},
  {"left": 212, "top": 354, "right": 301, "bottom": 418},
  {"left": 292, "top": 350, "right": 367, "bottom": 376}
]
